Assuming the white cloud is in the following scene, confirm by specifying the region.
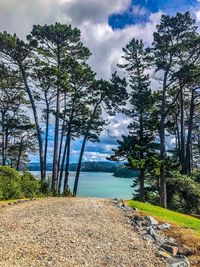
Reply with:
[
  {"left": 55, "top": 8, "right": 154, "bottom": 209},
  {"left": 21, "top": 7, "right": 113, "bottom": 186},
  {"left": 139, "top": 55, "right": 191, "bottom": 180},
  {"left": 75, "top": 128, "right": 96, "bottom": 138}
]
[
  {"left": 0, "top": 1, "right": 163, "bottom": 162},
  {"left": 0, "top": 0, "right": 162, "bottom": 79},
  {"left": 131, "top": 5, "right": 148, "bottom": 16}
]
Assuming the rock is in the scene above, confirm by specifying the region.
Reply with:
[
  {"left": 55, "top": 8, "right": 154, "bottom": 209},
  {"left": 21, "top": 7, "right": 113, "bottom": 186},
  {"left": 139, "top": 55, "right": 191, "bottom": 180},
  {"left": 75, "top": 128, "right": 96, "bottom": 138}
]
[
  {"left": 138, "top": 229, "right": 147, "bottom": 236},
  {"left": 142, "top": 234, "right": 155, "bottom": 242},
  {"left": 178, "top": 244, "right": 193, "bottom": 256},
  {"left": 121, "top": 206, "right": 133, "bottom": 212},
  {"left": 17, "top": 199, "right": 25, "bottom": 203},
  {"left": 133, "top": 215, "right": 144, "bottom": 221},
  {"left": 144, "top": 216, "right": 159, "bottom": 226},
  {"left": 117, "top": 202, "right": 125, "bottom": 209},
  {"left": 160, "top": 244, "right": 179, "bottom": 256},
  {"left": 157, "top": 223, "right": 172, "bottom": 230},
  {"left": 113, "top": 198, "right": 119, "bottom": 204},
  {"left": 136, "top": 220, "right": 143, "bottom": 228},
  {"left": 164, "top": 238, "right": 176, "bottom": 245},
  {"left": 147, "top": 226, "right": 164, "bottom": 243},
  {"left": 166, "top": 256, "right": 190, "bottom": 267},
  {"left": 147, "top": 226, "right": 157, "bottom": 237},
  {"left": 156, "top": 250, "right": 172, "bottom": 259}
]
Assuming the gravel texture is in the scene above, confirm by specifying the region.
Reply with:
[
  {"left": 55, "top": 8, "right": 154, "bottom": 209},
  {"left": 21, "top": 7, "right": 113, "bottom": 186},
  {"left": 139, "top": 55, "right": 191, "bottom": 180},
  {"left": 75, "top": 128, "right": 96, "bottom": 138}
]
[{"left": 0, "top": 197, "right": 165, "bottom": 267}]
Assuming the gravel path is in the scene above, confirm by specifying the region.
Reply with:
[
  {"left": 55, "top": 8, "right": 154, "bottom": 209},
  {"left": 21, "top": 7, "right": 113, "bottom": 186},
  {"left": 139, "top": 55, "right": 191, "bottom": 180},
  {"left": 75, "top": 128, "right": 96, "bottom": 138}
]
[{"left": 0, "top": 197, "right": 165, "bottom": 267}]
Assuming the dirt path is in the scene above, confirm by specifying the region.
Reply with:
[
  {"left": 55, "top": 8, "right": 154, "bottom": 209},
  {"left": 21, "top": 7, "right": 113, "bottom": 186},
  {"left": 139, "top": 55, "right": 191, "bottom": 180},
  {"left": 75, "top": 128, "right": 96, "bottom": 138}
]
[{"left": 0, "top": 197, "right": 165, "bottom": 267}]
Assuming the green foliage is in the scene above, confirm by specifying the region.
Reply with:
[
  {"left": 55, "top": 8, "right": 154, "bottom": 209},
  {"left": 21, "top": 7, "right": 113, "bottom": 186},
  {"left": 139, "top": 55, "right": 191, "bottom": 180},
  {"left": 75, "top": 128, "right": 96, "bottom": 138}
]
[
  {"left": 0, "top": 166, "right": 23, "bottom": 200},
  {"left": 167, "top": 171, "right": 200, "bottom": 214},
  {"left": 0, "top": 166, "right": 49, "bottom": 200},
  {"left": 20, "top": 172, "right": 40, "bottom": 198}
]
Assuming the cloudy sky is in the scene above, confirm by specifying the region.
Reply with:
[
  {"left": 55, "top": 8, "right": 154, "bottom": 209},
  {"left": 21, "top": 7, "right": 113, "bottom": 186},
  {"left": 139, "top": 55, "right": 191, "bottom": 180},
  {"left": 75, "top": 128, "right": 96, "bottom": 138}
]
[{"left": 1, "top": 0, "right": 200, "bottom": 162}]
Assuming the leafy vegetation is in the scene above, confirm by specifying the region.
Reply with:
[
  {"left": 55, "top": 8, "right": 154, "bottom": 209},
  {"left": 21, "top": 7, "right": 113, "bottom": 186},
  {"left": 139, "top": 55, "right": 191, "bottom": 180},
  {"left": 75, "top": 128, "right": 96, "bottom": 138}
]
[{"left": 0, "top": 166, "right": 46, "bottom": 200}]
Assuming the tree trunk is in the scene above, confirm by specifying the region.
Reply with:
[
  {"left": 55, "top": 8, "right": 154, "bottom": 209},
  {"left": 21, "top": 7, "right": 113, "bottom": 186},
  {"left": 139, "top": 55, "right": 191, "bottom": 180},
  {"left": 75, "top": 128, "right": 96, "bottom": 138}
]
[
  {"left": 139, "top": 108, "right": 145, "bottom": 202},
  {"left": 57, "top": 93, "right": 67, "bottom": 180},
  {"left": 159, "top": 71, "right": 167, "bottom": 208},
  {"left": 52, "top": 88, "right": 60, "bottom": 192},
  {"left": 16, "top": 138, "right": 23, "bottom": 171},
  {"left": 44, "top": 106, "right": 50, "bottom": 179},
  {"left": 139, "top": 168, "right": 145, "bottom": 202},
  {"left": 184, "top": 89, "right": 195, "bottom": 174},
  {"left": 4, "top": 128, "right": 9, "bottom": 165},
  {"left": 73, "top": 135, "right": 87, "bottom": 196},
  {"left": 180, "top": 87, "right": 185, "bottom": 173},
  {"left": 57, "top": 116, "right": 65, "bottom": 178},
  {"left": 20, "top": 66, "right": 45, "bottom": 180},
  {"left": 1, "top": 113, "right": 6, "bottom": 166},
  {"left": 64, "top": 134, "right": 71, "bottom": 192},
  {"left": 58, "top": 135, "right": 68, "bottom": 193},
  {"left": 175, "top": 116, "right": 181, "bottom": 162}
]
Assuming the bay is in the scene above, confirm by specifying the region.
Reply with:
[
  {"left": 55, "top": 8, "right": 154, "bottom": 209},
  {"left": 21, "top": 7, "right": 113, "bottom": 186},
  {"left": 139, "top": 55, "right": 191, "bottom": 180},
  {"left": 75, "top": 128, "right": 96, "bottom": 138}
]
[{"left": 31, "top": 171, "right": 134, "bottom": 199}]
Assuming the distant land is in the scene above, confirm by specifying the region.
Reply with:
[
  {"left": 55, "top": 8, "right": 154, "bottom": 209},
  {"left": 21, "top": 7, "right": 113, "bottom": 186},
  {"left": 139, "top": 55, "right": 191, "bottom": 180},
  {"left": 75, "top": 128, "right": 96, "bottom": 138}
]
[{"left": 27, "top": 162, "right": 138, "bottom": 178}]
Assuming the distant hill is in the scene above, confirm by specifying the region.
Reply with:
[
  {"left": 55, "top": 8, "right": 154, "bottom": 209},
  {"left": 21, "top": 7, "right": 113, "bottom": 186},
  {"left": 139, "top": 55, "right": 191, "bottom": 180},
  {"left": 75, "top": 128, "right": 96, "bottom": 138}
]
[
  {"left": 113, "top": 166, "right": 138, "bottom": 178},
  {"left": 27, "top": 161, "right": 138, "bottom": 178},
  {"left": 27, "top": 161, "right": 121, "bottom": 172}
]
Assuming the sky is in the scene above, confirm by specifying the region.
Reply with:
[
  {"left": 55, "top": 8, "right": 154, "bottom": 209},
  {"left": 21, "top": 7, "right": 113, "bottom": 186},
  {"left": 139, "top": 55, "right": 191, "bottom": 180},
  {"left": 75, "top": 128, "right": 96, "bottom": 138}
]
[{"left": 1, "top": 0, "right": 200, "bottom": 162}]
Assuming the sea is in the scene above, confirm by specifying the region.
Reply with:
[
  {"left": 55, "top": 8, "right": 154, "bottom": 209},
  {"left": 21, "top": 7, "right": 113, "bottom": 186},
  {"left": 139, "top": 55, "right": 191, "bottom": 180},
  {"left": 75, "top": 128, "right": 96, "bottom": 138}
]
[{"left": 31, "top": 171, "right": 134, "bottom": 199}]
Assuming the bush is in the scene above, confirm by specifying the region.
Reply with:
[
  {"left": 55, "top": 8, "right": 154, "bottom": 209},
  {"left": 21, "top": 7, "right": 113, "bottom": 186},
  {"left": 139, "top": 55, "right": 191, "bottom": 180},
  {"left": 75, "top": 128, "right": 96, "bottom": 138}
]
[
  {"left": 167, "top": 171, "right": 200, "bottom": 214},
  {"left": 0, "top": 166, "right": 44, "bottom": 200},
  {"left": 0, "top": 166, "right": 23, "bottom": 200},
  {"left": 20, "top": 172, "right": 40, "bottom": 198}
]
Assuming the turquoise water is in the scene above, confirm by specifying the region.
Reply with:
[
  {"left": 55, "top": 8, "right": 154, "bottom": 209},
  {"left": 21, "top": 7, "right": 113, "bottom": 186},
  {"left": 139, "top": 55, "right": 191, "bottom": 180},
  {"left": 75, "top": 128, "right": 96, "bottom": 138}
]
[{"left": 32, "top": 171, "right": 134, "bottom": 199}]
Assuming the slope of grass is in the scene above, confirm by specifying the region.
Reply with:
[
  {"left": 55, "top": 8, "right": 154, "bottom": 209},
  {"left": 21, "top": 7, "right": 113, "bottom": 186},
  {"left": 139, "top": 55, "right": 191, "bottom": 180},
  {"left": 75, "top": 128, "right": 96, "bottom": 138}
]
[{"left": 127, "top": 200, "right": 200, "bottom": 235}]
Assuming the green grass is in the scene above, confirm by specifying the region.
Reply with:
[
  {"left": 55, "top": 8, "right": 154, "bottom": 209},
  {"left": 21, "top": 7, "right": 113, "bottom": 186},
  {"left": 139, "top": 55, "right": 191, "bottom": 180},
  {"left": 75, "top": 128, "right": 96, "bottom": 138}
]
[
  {"left": 0, "top": 198, "right": 29, "bottom": 205},
  {"left": 128, "top": 200, "right": 200, "bottom": 235},
  {"left": 0, "top": 197, "right": 43, "bottom": 206}
]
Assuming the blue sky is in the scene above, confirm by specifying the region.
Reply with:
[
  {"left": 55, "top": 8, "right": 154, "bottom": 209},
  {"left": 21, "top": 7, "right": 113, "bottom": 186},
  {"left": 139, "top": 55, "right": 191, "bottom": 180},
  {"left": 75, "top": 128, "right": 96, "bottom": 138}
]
[
  {"left": 0, "top": 0, "right": 199, "bottom": 163},
  {"left": 109, "top": 0, "right": 200, "bottom": 28}
]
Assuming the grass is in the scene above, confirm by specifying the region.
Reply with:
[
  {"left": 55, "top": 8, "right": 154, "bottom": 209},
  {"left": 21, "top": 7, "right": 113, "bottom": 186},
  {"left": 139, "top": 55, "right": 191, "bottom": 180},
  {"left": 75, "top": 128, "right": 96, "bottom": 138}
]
[
  {"left": 0, "top": 197, "right": 44, "bottom": 206},
  {"left": 127, "top": 200, "right": 200, "bottom": 235},
  {"left": 127, "top": 201, "right": 200, "bottom": 265},
  {"left": 0, "top": 198, "right": 29, "bottom": 205}
]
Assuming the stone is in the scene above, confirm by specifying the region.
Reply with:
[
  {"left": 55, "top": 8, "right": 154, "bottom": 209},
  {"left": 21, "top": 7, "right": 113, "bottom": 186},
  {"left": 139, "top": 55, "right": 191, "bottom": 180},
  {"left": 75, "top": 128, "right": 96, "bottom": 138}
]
[
  {"left": 121, "top": 206, "right": 133, "bottom": 212},
  {"left": 156, "top": 250, "right": 172, "bottom": 259},
  {"left": 147, "top": 226, "right": 157, "bottom": 237},
  {"left": 138, "top": 229, "right": 147, "bottom": 236},
  {"left": 133, "top": 215, "right": 144, "bottom": 222},
  {"left": 144, "top": 216, "right": 159, "bottom": 226},
  {"left": 166, "top": 256, "right": 190, "bottom": 267},
  {"left": 17, "top": 199, "right": 25, "bottom": 203},
  {"left": 147, "top": 226, "right": 164, "bottom": 243},
  {"left": 142, "top": 234, "right": 155, "bottom": 242},
  {"left": 178, "top": 244, "right": 193, "bottom": 256},
  {"left": 157, "top": 223, "right": 172, "bottom": 230},
  {"left": 164, "top": 238, "right": 176, "bottom": 245},
  {"left": 161, "top": 244, "right": 179, "bottom": 256},
  {"left": 136, "top": 220, "right": 143, "bottom": 228}
]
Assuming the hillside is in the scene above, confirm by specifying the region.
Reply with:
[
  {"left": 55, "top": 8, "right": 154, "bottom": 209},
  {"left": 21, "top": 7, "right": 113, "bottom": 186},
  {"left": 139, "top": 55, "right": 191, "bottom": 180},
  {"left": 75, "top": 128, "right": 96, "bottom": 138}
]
[{"left": 27, "top": 162, "right": 138, "bottom": 178}]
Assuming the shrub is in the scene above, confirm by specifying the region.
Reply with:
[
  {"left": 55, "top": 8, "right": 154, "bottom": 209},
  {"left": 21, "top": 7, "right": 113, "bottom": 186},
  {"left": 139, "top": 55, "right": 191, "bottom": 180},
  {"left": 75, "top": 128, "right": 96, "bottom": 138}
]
[
  {"left": 167, "top": 171, "right": 200, "bottom": 214},
  {"left": 20, "top": 172, "right": 40, "bottom": 198},
  {"left": 0, "top": 166, "right": 44, "bottom": 200},
  {"left": 39, "top": 177, "right": 51, "bottom": 195},
  {"left": 0, "top": 166, "right": 23, "bottom": 200}
]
